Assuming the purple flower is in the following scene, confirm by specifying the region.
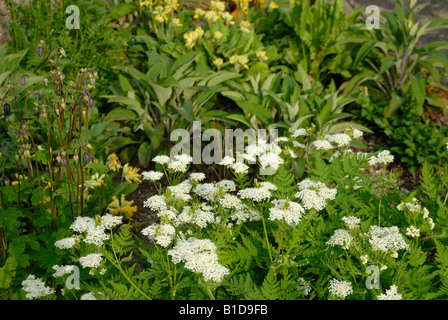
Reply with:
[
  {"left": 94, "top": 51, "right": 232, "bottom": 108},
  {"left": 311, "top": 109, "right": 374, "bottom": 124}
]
[
  {"left": 3, "top": 102, "right": 10, "bottom": 116},
  {"left": 19, "top": 76, "right": 26, "bottom": 86},
  {"left": 84, "top": 151, "right": 91, "bottom": 164},
  {"left": 37, "top": 46, "right": 43, "bottom": 59},
  {"left": 87, "top": 97, "right": 94, "bottom": 109},
  {"left": 35, "top": 92, "right": 41, "bottom": 101}
]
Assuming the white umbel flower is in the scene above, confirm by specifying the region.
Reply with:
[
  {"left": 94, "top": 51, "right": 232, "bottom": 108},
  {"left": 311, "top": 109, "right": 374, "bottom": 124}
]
[
  {"left": 143, "top": 194, "right": 167, "bottom": 212},
  {"left": 52, "top": 265, "right": 76, "bottom": 278},
  {"left": 152, "top": 155, "right": 171, "bottom": 165},
  {"left": 328, "top": 278, "right": 353, "bottom": 299},
  {"left": 177, "top": 205, "right": 215, "bottom": 228},
  {"left": 313, "top": 139, "right": 333, "bottom": 151},
  {"left": 368, "top": 150, "right": 394, "bottom": 167},
  {"left": 326, "top": 229, "right": 354, "bottom": 250},
  {"left": 405, "top": 225, "right": 420, "bottom": 238},
  {"left": 268, "top": 199, "right": 305, "bottom": 227},
  {"left": 366, "top": 225, "right": 409, "bottom": 256},
  {"left": 377, "top": 285, "right": 402, "bottom": 300},
  {"left": 295, "top": 179, "right": 337, "bottom": 212},
  {"left": 142, "top": 170, "right": 164, "bottom": 182},
  {"left": 326, "top": 133, "right": 352, "bottom": 147},
  {"left": 54, "top": 236, "right": 77, "bottom": 249},
  {"left": 21, "top": 275, "right": 55, "bottom": 300},
  {"left": 341, "top": 216, "right": 361, "bottom": 230},
  {"left": 230, "top": 205, "right": 261, "bottom": 224},
  {"left": 100, "top": 213, "right": 123, "bottom": 230},
  {"left": 70, "top": 216, "right": 95, "bottom": 233},
  {"left": 83, "top": 225, "right": 110, "bottom": 247},
  {"left": 141, "top": 223, "right": 176, "bottom": 247},
  {"left": 79, "top": 253, "right": 103, "bottom": 269},
  {"left": 80, "top": 292, "right": 97, "bottom": 300},
  {"left": 168, "top": 238, "right": 229, "bottom": 283}
]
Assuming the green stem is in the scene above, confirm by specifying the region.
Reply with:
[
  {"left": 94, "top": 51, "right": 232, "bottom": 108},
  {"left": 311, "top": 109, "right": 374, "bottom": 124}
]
[
  {"left": 260, "top": 207, "right": 273, "bottom": 263},
  {"left": 104, "top": 253, "right": 152, "bottom": 300}
]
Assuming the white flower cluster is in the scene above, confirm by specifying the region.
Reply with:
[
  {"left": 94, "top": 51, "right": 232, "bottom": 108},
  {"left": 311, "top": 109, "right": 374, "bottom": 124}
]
[
  {"left": 238, "top": 181, "right": 277, "bottom": 203},
  {"left": 178, "top": 204, "right": 215, "bottom": 228},
  {"left": 79, "top": 253, "right": 103, "bottom": 269},
  {"left": 168, "top": 238, "right": 229, "bottom": 282},
  {"left": 377, "top": 285, "right": 402, "bottom": 300},
  {"left": 397, "top": 197, "right": 430, "bottom": 217},
  {"left": 141, "top": 223, "right": 176, "bottom": 247},
  {"left": 368, "top": 150, "right": 394, "bottom": 167},
  {"left": 341, "top": 216, "right": 361, "bottom": 230},
  {"left": 21, "top": 275, "right": 55, "bottom": 299},
  {"left": 365, "top": 225, "right": 409, "bottom": 257},
  {"left": 54, "top": 236, "right": 78, "bottom": 249},
  {"left": 142, "top": 170, "right": 164, "bottom": 182},
  {"left": 326, "top": 133, "right": 352, "bottom": 147},
  {"left": 67, "top": 214, "right": 122, "bottom": 247},
  {"left": 295, "top": 277, "right": 312, "bottom": 296},
  {"left": 328, "top": 278, "right": 353, "bottom": 299},
  {"left": 152, "top": 154, "right": 193, "bottom": 173},
  {"left": 268, "top": 199, "right": 305, "bottom": 227},
  {"left": 326, "top": 229, "right": 354, "bottom": 250},
  {"left": 295, "top": 179, "right": 337, "bottom": 212},
  {"left": 229, "top": 204, "right": 261, "bottom": 225},
  {"left": 144, "top": 194, "right": 168, "bottom": 211},
  {"left": 52, "top": 265, "right": 76, "bottom": 278}
]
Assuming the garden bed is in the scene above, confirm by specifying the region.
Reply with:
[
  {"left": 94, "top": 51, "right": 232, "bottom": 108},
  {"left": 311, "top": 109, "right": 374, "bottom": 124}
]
[{"left": 1, "top": 0, "right": 448, "bottom": 302}]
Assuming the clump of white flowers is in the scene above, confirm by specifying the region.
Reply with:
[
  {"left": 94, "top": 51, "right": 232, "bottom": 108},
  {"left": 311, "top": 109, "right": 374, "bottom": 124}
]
[
  {"left": 52, "top": 265, "right": 76, "bottom": 278},
  {"left": 365, "top": 225, "right": 409, "bottom": 257},
  {"left": 377, "top": 285, "right": 402, "bottom": 300},
  {"left": 238, "top": 181, "right": 277, "bottom": 203},
  {"left": 168, "top": 238, "right": 229, "bottom": 282},
  {"left": 268, "top": 199, "right": 305, "bottom": 227},
  {"left": 79, "top": 253, "right": 103, "bottom": 269},
  {"left": 295, "top": 179, "right": 337, "bottom": 212},
  {"left": 326, "top": 229, "right": 354, "bottom": 250},
  {"left": 21, "top": 275, "right": 55, "bottom": 299},
  {"left": 328, "top": 278, "right": 353, "bottom": 299},
  {"left": 142, "top": 170, "right": 164, "bottom": 182},
  {"left": 141, "top": 223, "right": 176, "bottom": 247},
  {"left": 341, "top": 216, "right": 361, "bottom": 230},
  {"left": 368, "top": 150, "right": 394, "bottom": 167}
]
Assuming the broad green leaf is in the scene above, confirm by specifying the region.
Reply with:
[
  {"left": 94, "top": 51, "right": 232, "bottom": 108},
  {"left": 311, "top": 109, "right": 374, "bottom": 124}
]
[
  {"left": 410, "top": 72, "right": 426, "bottom": 112},
  {"left": 104, "top": 108, "right": 138, "bottom": 122},
  {"left": 138, "top": 141, "right": 152, "bottom": 168}
]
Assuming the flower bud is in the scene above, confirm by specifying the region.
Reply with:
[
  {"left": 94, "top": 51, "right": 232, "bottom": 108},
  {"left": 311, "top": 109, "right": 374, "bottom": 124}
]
[
  {"left": 3, "top": 102, "right": 11, "bottom": 116},
  {"left": 19, "top": 76, "right": 26, "bottom": 86},
  {"left": 37, "top": 46, "right": 43, "bottom": 59},
  {"left": 60, "top": 157, "right": 67, "bottom": 167},
  {"left": 87, "top": 97, "right": 94, "bottom": 109},
  {"left": 84, "top": 151, "right": 91, "bottom": 164},
  {"left": 35, "top": 92, "right": 41, "bottom": 101}
]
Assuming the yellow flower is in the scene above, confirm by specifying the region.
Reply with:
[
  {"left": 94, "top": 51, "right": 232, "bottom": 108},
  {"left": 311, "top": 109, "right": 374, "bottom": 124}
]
[
  {"left": 122, "top": 163, "right": 142, "bottom": 184},
  {"left": 256, "top": 50, "right": 268, "bottom": 62},
  {"left": 213, "top": 57, "right": 224, "bottom": 69},
  {"left": 108, "top": 194, "right": 137, "bottom": 220},
  {"left": 270, "top": 1, "right": 279, "bottom": 9},
  {"left": 214, "top": 31, "right": 223, "bottom": 40},
  {"left": 106, "top": 153, "right": 122, "bottom": 172}
]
